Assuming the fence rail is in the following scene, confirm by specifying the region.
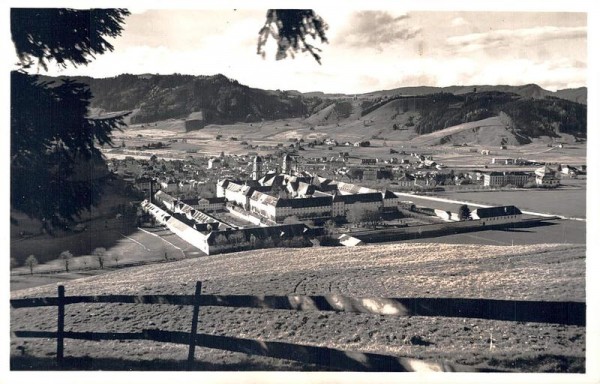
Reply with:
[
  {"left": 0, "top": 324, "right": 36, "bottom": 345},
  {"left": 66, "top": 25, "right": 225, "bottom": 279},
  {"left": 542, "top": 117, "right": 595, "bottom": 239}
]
[
  {"left": 11, "top": 294, "right": 586, "bottom": 326},
  {"left": 10, "top": 283, "right": 585, "bottom": 371},
  {"left": 13, "top": 329, "right": 485, "bottom": 372}
]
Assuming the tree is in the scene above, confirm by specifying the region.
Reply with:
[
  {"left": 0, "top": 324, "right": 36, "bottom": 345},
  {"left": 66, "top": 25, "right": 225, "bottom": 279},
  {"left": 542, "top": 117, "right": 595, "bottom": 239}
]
[
  {"left": 323, "top": 220, "right": 336, "bottom": 236},
  {"left": 257, "top": 10, "right": 328, "bottom": 64},
  {"left": 262, "top": 237, "right": 275, "bottom": 248},
  {"left": 249, "top": 234, "right": 260, "bottom": 249},
  {"left": 347, "top": 206, "right": 381, "bottom": 228},
  {"left": 59, "top": 250, "right": 73, "bottom": 272},
  {"left": 361, "top": 209, "right": 382, "bottom": 229},
  {"left": 10, "top": 257, "right": 19, "bottom": 270},
  {"left": 458, "top": 204, "right": 471, "bottom": 221},
  {"left": 283, "top": 215, "right": 300, "bottom": 224},
  {"left": 93, "top": 247, "right": 106, "bottom": 269},
  {"left": 10, "top": 9, "right": 130, "bottom": 226},
  {"left": 214, "top": 234, "right": 228, "bottom": 247},
  {"left": 346, "top": 205, "right": 364, "bottom": 227},
  {"left": 229, "top": 231, "right": 246, "bottom": 247},
  {"left": 11, "top": 9, "right": 130, "bottom": 70},
  {"left": 112, "top": 252, "right": 121, "bottom": 266},
  {"left": 25, "top": 255, "right": 38, "bottom": 275}
]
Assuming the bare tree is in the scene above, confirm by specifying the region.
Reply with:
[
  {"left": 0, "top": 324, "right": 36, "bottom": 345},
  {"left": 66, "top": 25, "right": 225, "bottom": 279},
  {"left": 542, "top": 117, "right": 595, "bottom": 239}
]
[
  {"left": 112, "top": 252, "right": 121, "bottom": 266},
  {"left": 59, "top": 250, "right": 73, "bottom": 272},
  {"left": 25, "top": 255, "right": 38, "bottom": 275},
  {"left": 93, "top": 247, "right": 106, "bottom": 269}
]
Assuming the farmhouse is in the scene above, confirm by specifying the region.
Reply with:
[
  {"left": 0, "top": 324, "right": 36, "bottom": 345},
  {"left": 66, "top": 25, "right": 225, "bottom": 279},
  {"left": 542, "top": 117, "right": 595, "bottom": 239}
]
[
  {"left": 535, "top": 166, "right": 560, "bottom": 187},
  {"left": 470, "top": 205, "right": 522, "bottom": 224}
]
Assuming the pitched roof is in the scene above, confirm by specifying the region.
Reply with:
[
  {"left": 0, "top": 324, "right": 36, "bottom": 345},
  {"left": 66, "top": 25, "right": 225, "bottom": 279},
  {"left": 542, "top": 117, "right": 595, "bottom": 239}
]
[
  {"left": 276, "top": 196, "right": 332, "bottom": 208},
  {"left": 333, "top": 192, "right": 382, "bottom": 204},
  {"left": 250, "top": 190, "right": 280, "bottom": 207},
  {"left": 154, "top": 190, "right": 176, "bottom": 204},
  {"left": 382, "top": 190, "right": 397, "bottom": 199},
  {"left": 206, "top": 223, "right": 309, "bottom": 243},
  {"left": 472, "top": 205, "right": 522, "bottom": 218},
  {"left": 199, "top": 197, "right": 226, "bottom": 204}
]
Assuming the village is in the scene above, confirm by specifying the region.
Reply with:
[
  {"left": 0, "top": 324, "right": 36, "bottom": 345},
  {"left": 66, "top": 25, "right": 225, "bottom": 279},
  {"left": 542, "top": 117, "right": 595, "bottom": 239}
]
[{"left": 106, "top": 141, "right": 582, "bottom": 255}]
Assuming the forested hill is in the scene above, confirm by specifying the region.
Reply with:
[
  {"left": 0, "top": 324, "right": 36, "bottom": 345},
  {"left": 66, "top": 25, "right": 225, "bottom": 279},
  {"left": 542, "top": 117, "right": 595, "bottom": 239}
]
[
  {"left": 359, "top": 84, "right": 587, "bottom": 105},
  {"left": 40, "top": 73, "right": 586, "bottom": 141},
  {"left": 408, "top": 91, "right": 587, "bottom": 140},
  {"left": 44, "top": 73, "right": 324, "bottom": 125}
]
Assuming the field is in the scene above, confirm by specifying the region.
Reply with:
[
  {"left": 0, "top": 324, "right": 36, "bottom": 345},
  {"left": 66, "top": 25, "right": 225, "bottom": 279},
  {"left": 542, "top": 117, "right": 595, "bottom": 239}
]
[
  {"left": 439, "top": 181, "right": 586, "bottom": 219},
  {"left": 10, "top": 242, "right": 585, "bottom": 372},
  {"left": 10, "top": 227, "right": 205, "bottom": 291},
  {"left": 107, "top": 116, "right": 587, "bottom": 166}
]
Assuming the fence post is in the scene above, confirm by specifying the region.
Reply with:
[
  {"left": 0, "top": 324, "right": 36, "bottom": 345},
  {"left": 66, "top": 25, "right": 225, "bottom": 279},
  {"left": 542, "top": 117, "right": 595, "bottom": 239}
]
[
  {"left": 187, "top": 281, "right": 202, "bottom": 370},
  {"left": 57, "top": 285, "right": 65, "bottom": 364}
]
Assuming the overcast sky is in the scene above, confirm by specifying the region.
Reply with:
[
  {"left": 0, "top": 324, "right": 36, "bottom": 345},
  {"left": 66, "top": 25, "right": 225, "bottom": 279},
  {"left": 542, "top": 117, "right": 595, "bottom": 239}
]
[{"left": 32, "top": 9, "right": 587, "bottom": 93}]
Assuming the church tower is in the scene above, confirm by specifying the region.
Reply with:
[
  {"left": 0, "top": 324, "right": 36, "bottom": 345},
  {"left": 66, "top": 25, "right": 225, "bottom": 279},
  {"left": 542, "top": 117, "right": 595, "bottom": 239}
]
[
  {"left": 282, "top": 153, "right": 293, "bottom": 175},
  {"left": 252, "top": 155, "right": 262, "bottom": 180}
]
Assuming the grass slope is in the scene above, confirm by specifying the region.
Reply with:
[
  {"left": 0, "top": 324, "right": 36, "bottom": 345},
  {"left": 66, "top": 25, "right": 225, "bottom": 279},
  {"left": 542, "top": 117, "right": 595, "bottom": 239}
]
[
  {"left": 11, "top": 242, "right": 585, "bottom": 372},
  {"left": 409, "top": 114, "right": 518, "bottom": 147}
]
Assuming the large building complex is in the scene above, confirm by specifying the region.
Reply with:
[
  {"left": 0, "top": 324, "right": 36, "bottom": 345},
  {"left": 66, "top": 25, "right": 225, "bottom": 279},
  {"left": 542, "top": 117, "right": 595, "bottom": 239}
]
[{"left": 217, "top": 156, "right": 402, "bottom": 223}]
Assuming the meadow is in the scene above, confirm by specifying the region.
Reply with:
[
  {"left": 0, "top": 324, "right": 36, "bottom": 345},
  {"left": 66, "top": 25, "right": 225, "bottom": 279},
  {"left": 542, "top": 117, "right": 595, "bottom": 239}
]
[{"left": 11, "top": 242, "right": 585, "bottom": 372}]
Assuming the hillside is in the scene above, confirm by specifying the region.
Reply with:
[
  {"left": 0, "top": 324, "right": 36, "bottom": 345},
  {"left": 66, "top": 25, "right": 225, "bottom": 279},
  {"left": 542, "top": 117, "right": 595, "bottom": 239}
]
[
  {"left": 382, "top": 91, "right": 586, "bottom": 143},
  {"left": 45, "top": 73, "right": 325, "bottom": 127},
  {"left": 359, "top": 84, "right": 587, "bottom": 105},
  {"left": 409, "top": 114, "right": 522, "bottom": 147},
  {"left": 40, "top": 74, "right": 587, "bottom": 143},
  {"left": 11, "top": 242, "right": 585, "bottom": 372}
]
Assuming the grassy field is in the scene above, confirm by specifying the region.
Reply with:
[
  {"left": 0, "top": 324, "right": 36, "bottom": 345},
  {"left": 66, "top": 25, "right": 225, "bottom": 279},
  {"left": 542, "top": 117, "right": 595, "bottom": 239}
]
[
  {"left": 109, "top": 117, "right": 587, "bottom": 166},
  {"left": 10, "top": 227, "right": 205, "bottom": 291},
  {"left": 439, "top": 187, "right": 586, "bottom": 219},
  {"left": 10, "top": 242, "right": 585, "bottom": 372}
]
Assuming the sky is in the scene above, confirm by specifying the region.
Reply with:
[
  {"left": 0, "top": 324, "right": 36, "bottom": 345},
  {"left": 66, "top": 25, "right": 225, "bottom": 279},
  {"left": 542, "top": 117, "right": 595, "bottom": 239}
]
[{"left": 24, "top": 8, "right": 587, "bottom": 94}]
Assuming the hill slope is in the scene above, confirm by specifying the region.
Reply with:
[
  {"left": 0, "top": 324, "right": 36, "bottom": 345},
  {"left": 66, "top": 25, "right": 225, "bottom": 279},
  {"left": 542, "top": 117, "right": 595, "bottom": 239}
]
[
  {"left": 409, "top": 114, "right": 521, "bottom": 146},
  {"left": 46, "top": 73, "right": 325, "bottom": 127},
  {"left": 41, "top": 74, "right": 587, "bottom": 143},
  {"left": 359, "top": 84, "right": 587, "bottom": 105},
  {"left": 11, "top": 242, "right": 585, "bottom": 372}
]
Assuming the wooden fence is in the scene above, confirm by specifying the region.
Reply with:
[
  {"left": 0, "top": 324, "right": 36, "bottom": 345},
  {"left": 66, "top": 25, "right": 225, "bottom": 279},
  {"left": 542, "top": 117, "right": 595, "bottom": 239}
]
[{"left": 10, "top": 282, "right": 585, "bottom": 371}]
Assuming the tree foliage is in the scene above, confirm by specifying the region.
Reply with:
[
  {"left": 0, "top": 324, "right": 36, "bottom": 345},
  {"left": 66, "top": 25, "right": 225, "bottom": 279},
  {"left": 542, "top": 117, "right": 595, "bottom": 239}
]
[
  {"left": 458, "top": 204, "right": 471, "bottom": 221},
  {"left": 11, "top": 72, "right": 127, "bottom": 224},
  {"left": 10, "top": 8, "right": 130, "bottom": 225},
  {"left": 11, "top": 8, "right": 130, "bottom": 70},
  {"left": 258, "top": 10, "right": 328, "bottom": 64}
]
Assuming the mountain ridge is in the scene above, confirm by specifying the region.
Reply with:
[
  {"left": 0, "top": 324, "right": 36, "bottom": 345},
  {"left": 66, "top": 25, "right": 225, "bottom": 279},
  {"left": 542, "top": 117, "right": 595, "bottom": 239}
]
[{"left": 37, "top": 73, "right": 587, "bottom": 143}]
